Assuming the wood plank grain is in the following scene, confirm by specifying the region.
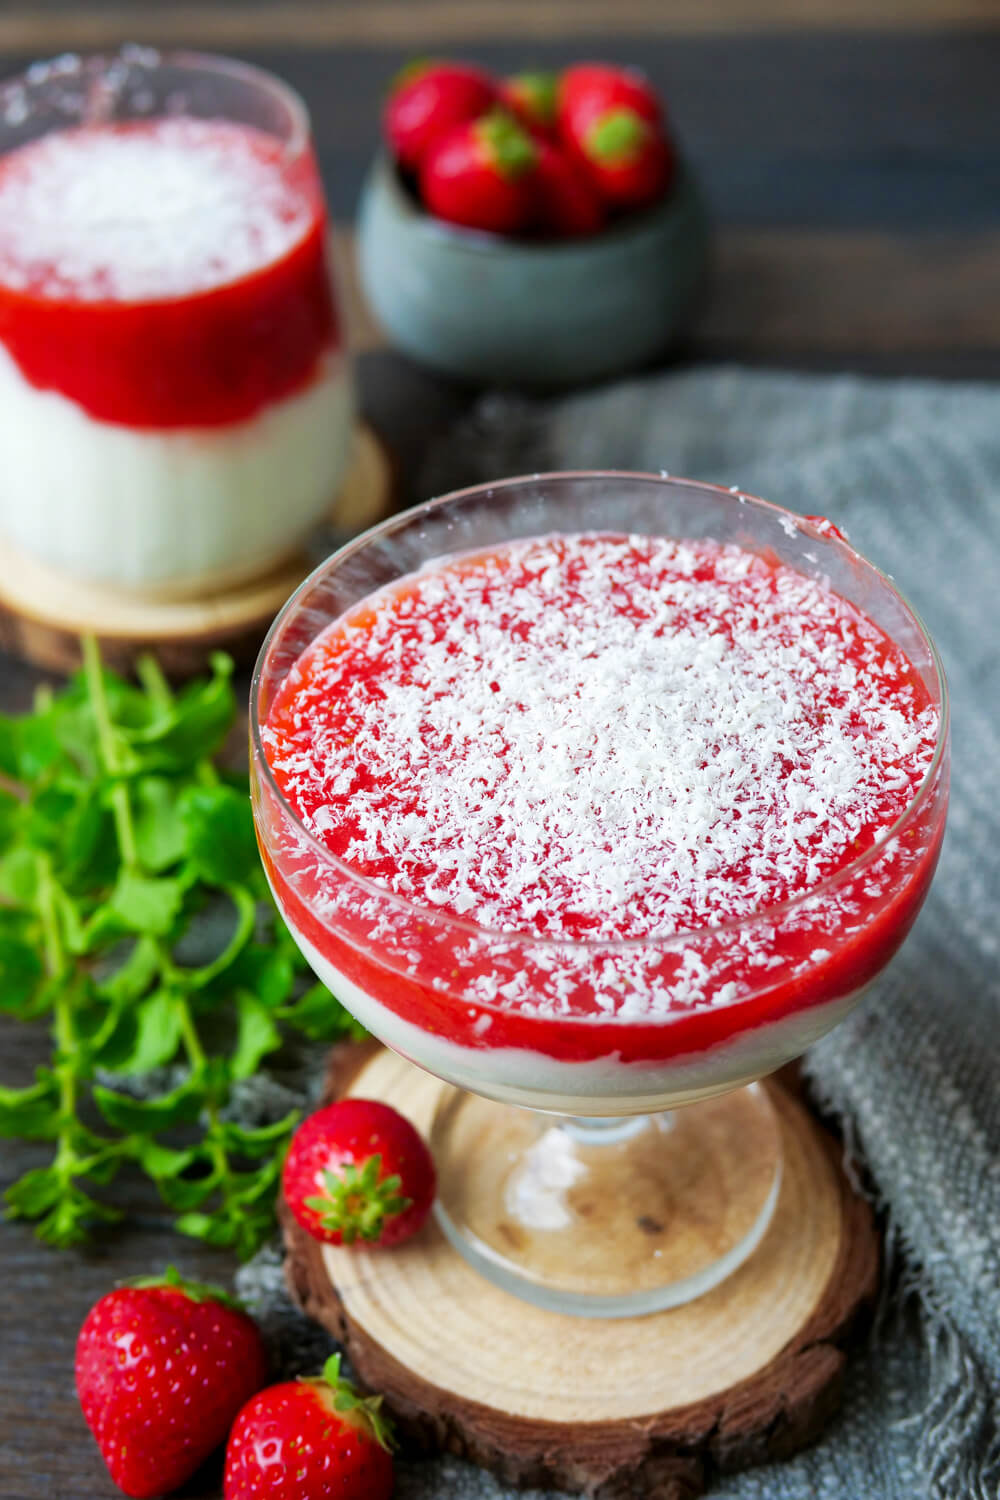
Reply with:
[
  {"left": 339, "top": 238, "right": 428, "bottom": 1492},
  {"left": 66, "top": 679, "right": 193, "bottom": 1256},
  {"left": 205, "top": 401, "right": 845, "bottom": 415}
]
[
  {"left": 336, "top": 226, "right": 1000, "bottom": 357},
  {"left": 0, "top": 0, "right": 999, "bottom": 53},
  {"left": 703, "top": 229, "right": 1000, "bottom": 353},
  {"left": 8, "top": 35, "right": 997, "bottom": 235}
]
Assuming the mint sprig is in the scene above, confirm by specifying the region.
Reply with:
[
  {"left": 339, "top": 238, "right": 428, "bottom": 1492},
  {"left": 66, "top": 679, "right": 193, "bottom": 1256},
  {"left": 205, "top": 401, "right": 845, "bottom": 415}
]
[{"left": 0, "top": 638, "right": 364, "bottom": 1257}]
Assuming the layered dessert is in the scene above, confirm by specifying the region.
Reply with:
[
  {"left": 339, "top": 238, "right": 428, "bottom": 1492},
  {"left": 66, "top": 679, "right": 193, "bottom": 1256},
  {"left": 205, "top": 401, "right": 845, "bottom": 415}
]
[
  {"left": 258, "top": 530, "right": 945, "bottom": 1111},
  {"left": 0, "top": 111, "right": 351, "bottom": 591}
]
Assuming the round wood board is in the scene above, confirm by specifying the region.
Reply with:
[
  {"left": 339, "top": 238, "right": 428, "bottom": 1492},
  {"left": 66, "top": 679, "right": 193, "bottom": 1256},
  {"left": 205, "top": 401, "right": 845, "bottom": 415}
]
[
  {"left": 282, "top": 1044, "right": 880, "bottom": 1500},
  {"left": 0, "top": 422, "right": 393, "bottom": 678}
]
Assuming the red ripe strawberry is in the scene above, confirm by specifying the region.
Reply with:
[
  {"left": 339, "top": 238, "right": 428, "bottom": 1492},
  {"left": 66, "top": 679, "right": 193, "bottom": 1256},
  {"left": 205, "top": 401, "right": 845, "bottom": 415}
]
[
  {"left": 557, "top": 61, "right": 662, "bottom": 147},
  {"left": 224, "top": 1355, "right": 394, "bottom": 1500},
  {"left": 384, "top": 60, "right": 496, "bottom": 170},
  {"left": 420, "top": 110, "right": 538, "bottom": 235},
  {"left": 577, "top": 107, "right": 674, "bottom": 210},
  {"left": 75, "top": 1267, "right": 269, "bottom": 1499},
  {"left": 500, "top": 70, "right": 559, "bottom": 137},
  {"left": 283, "top": 1097, "right": 436, "bottom": 1247},
  {"left": 534, "top": 140, "right": 605, "bottom": 237}
]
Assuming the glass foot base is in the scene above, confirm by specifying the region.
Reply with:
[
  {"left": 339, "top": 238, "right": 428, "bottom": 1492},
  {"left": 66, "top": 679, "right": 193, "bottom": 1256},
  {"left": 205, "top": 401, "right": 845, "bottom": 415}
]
[{"left": 430, "top": 1084, "right": 783, "bottom": 1318}]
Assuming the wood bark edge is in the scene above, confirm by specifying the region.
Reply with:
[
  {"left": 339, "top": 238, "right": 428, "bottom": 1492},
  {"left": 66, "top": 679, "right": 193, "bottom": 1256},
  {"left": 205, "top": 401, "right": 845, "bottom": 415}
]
[{"left": 280, "top": 1042, "right": 880, "bottom": 1500}]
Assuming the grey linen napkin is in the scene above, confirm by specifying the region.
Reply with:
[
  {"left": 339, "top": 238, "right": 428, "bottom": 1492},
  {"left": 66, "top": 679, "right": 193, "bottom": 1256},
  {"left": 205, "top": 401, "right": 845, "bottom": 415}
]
[{"left": 239, "top": 368, "right": 1000, "bottom": 1500}]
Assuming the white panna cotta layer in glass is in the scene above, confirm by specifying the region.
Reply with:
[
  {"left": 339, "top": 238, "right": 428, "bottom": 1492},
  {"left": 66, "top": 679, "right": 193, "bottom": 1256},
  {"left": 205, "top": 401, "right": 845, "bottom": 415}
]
[
  {"left": 0, "top": 345, "right": 353, "bottom": 594},
  {"left": 283, "top": 907, "right": 862, "bottom": 1114}
]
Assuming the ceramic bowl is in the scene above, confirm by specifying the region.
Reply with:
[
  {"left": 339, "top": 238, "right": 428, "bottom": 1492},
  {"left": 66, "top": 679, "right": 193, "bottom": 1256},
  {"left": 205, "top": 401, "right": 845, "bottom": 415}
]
[{"left": 357, "top": 152, "right": 710, "bottom": 389}]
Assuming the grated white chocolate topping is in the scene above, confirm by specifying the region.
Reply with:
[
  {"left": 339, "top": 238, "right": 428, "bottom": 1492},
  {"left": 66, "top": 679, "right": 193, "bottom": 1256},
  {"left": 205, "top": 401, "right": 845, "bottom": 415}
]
[
  {"left": 0, "top": 118, "right": 313, "bottom": 301},
  {"left": 264, "top": 533, "right": 938, "bottom": 950}
]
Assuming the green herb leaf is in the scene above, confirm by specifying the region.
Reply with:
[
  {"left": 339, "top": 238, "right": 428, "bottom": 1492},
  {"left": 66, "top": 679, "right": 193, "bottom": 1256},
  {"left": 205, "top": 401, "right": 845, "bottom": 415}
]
[
  {"left": 0, "top": 846, "right": 42, "bottom": 908},
  {"left": 0, "top": 710, "right": 62, "bottom": 781},
  {"left": 217, "top": 1111, "right": 300, "bottom": 1159},
  {"left": 4, "top": 1165, "right": 65, "bottom": 1218},
  {"left": 0, "top": 935, "right": 44, "bottom": 1015},
  {"left": 156, "top": 1170, "right": 221, "bottom": 1212},
  {"left": 96, "top": 989, "right": 183, "bottom": 1074},
  {"left": 0, "top": 1073, "right": 61, "bottom": 1139},
  {"left": 136, "top": 1140, "right": 199, "bottom": 1178},
  {"left": 231, "top": 947, "right": 296, "bottom": 1010},
  {"left": 93, "top": 1079, "right": 202, "bottom": 1134},
  {"left": 179, "top": 784, "right": 257, "bottom": 889},
  {"left": 279, "top": 981, "right": 367, "bottom": 1042},
  {"left": 109, "top": 870, "right": 184, "bottom": 937},
  {"left": 231, "top": 992, "right": 282, "bottom": 1079},
  {"left": 95, "top": 937, "right": 161, "bottom": 1005},
  {"left": 0, "top": 639, "right": 366, "bottom": 1258},
  {"left": 126, "top": 654, "right": 235, "bottom": 770},
  {"left": 133, "top": 776, "right": 188, "bottom": 871}
]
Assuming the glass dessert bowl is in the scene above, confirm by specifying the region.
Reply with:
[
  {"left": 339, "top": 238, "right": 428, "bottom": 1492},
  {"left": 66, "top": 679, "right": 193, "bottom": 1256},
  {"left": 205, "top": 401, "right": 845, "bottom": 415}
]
[
  {"left": 251, "top": 472, "right": 949, "bottom": 1317},
  {"left": 0, "top": 48, "right": 353, "bottom": 595}
]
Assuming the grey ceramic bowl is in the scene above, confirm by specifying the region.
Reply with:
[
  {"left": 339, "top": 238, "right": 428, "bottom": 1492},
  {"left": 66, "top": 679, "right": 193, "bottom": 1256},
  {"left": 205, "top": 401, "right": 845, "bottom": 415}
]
[{"left": 357, "top": 152, "right": 710, "bottom": 389}]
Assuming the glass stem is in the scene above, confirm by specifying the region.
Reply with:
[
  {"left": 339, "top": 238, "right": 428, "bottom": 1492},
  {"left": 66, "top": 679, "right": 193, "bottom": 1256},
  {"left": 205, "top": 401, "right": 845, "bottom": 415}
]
[{"left": 560, "top": 1114, "right": 669, "bottom": 1146}]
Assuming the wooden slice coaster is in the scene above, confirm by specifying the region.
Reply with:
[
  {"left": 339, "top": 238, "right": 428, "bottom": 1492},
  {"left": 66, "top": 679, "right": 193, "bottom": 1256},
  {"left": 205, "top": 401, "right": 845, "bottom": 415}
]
[
  {"left": 0, "top": 423, "right": 393, "bottom": 678},
  {"left": 282, "top": 1044, "right": 880, "bottom": 1500}
]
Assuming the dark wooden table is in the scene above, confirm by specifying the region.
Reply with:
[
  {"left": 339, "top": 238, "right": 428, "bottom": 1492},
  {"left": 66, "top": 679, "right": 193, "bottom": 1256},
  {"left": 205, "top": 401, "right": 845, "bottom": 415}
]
[{"left": 2, "top": 3, "right": 999, "bottom": 1495}]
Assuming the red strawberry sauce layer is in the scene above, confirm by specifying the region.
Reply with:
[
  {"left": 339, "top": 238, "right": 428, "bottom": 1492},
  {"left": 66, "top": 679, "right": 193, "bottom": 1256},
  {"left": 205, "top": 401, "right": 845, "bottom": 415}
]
[
  {"left": 261, "top": 533, "right": 943, "bottom": 1068},
  {"left": 0, "top": 119, "right": 337, "bottom": 428}
]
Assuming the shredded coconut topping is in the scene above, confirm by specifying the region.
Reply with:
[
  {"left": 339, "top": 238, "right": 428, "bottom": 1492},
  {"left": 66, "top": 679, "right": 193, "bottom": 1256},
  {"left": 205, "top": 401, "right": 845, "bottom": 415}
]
[
  {"left": 264, "top": 533, "right": 938, "bottom": 950},
  {"left": 0, "top": 118, "right": 314, "bottom": 301}
]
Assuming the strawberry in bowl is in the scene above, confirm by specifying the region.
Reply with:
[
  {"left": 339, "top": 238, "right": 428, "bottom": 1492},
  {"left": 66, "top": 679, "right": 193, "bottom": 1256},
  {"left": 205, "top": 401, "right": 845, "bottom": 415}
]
[{"left": 358, "top": 55, "right": 708, "bottom": 386}]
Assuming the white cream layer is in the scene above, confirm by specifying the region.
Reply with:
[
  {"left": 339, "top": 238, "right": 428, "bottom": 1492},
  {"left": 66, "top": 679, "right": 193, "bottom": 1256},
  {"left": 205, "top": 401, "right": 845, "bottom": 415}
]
[
  {"left": 0, "top": 343, "right": 353, "bottom": 592},
  {"left": 286, "top": 917, "right": 863, "bottom": 1116}
]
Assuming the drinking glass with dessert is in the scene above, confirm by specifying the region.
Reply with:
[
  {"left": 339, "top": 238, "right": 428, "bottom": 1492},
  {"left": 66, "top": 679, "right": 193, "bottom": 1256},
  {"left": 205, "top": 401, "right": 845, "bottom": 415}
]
[{"left": 0, "top": 48, "right": 353, "bottom": 595}]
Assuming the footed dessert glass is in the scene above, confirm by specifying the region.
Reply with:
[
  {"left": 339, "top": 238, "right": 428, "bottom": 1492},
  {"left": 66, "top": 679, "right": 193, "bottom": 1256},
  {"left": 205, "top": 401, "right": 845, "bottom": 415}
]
[{"left": 251, "top": 473, "right": 949, "bottom": 1317}]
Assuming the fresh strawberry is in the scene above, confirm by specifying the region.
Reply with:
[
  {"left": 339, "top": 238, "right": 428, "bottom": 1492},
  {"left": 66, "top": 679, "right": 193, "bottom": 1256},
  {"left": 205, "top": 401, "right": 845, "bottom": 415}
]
[
  {"left": 75, "top": 1267, "right": 269, "bottom": 1499},
  {"left": 224, "top": 1354, "right": 394, "bottom": 1500},
  {"left": 384, "top": 60, "right": 496, "bottom": 170},
  {"left": 420, "top": 110, "right": 538, "bottom": 235},
  {"left": 283, "top": 1097, "right": 436, "bottom": 1248},
  {"left": 577, "top": 107, "right": 674, "bottom": 210},
  {"left": 534, "top": 140, "right": 606, "bottom": 237},
  {"left": 500, "top": 70, "right": 559, "bottom": 137},
  {"left": 557, "top": 61, "right": 662, "bottom": 147}
]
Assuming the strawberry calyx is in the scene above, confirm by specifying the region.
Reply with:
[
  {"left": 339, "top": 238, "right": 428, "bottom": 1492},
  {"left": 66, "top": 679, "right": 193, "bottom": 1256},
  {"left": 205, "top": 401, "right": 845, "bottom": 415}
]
[
  {"left": 585, "top": 106, "right": 652, "bottom": 165},
  {"left": 388, "top": 56, "right": 435, "bottom": 96},
  {"left": 303, "top": 1354, "right": 395, "bottom": 1452},
  {"left": 124, "top": 1263, "right": 243, "bottom": 1311},
  {"left": 474, "top": 110, "right": 538, "bottom": 179},
  {"left": 304, "top": 1153, "right": 413, "bottom": 1244},
  {"left": 507, "top": 71, "right": 558, "bottom": 128}
]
